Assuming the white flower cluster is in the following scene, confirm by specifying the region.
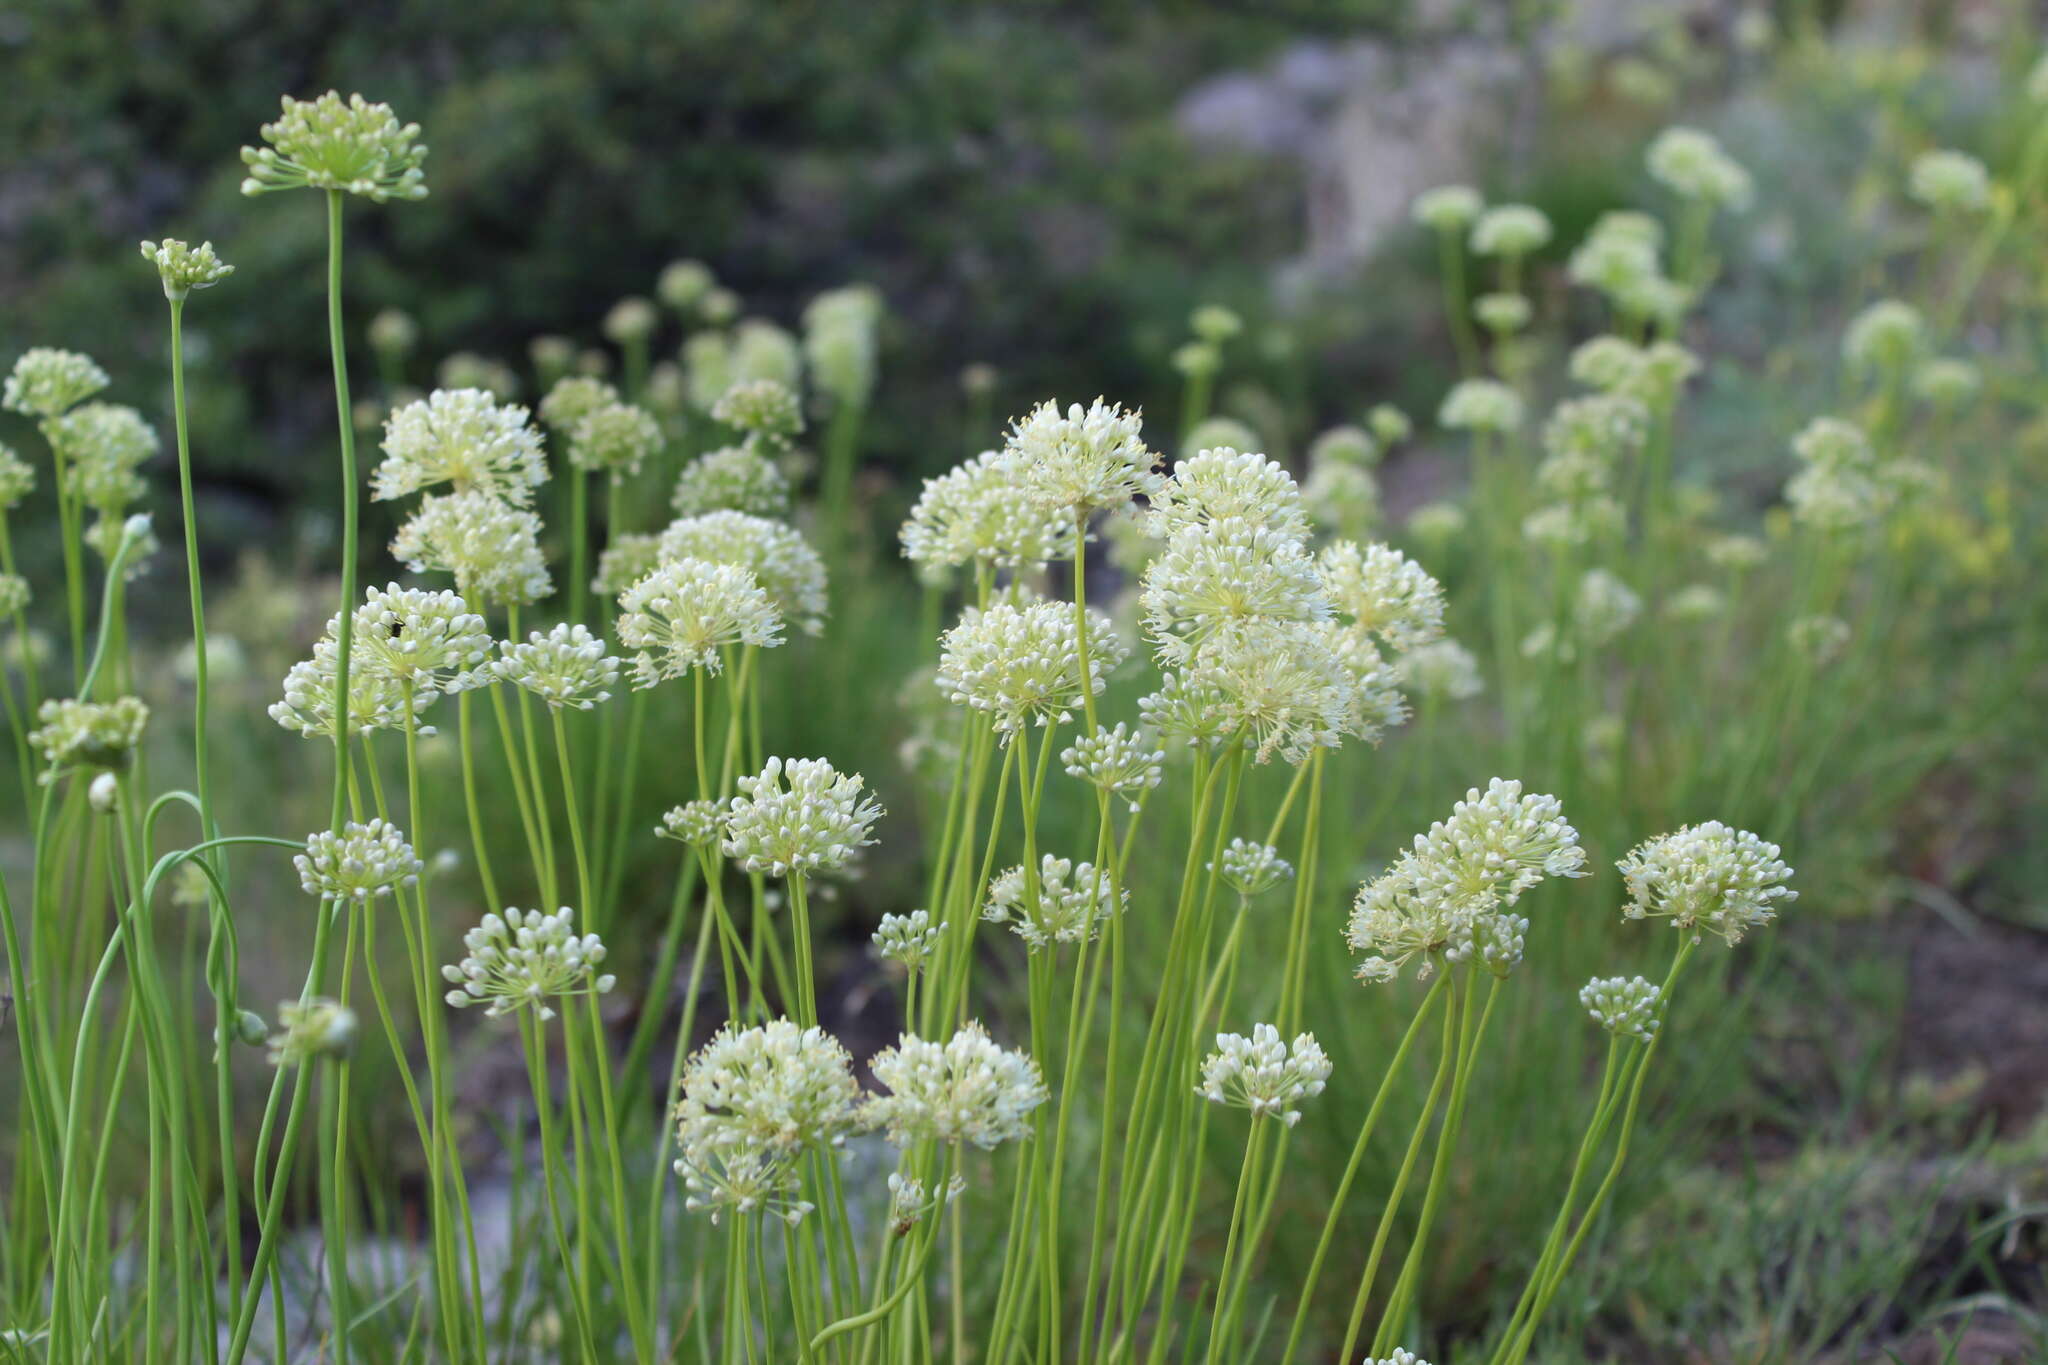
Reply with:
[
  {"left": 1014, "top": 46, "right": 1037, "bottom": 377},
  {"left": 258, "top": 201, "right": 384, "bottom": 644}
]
[
  {"left": 140, "top": 238, "right": 234, "bottom": 300},
  {"left": 295, "top": 818, "right": 423, "bottom": 902},
  {"left": 984, "top": 855, "right": 1125, "bottom": 950},
  {"left": 712, "top": 378, "right": 804, "bottom": 447},
  {"left": 900, "top": 450, "right": 1079, "bottom": 573},
  {"left": 1787, "top": 614, "right": 1851, "bottom": 667},
  {"left": 1144, "top": 448, "right": 1309, "bottom": 541},
  {"left": 538, "top": 376, "right": 620, "bottom": 432},
  {"left": 615, "top": 557, "right": 782, "bottom": 686},
  {"left": 48, "top": 403, "right": 158, "bottom": 513},
  {"left": 1438, "top": 378, "right": 1524, "bottom": 434},
  {"left": 496, "top": 623, "right": 619, "bottom": 710},
  {"left": 442, "top": 906, "right": 615, "bottom": 1020},
  {"left": 1646, "top": 125, "right": 1753, "bottom": 210},
  {"left": 374, "top": 389, "right": 546, "bottom": 505},
  {"left": 28, "top": 696, "right": 149, "bottom": 774},
  {"left": 1568, "top": 336, "right": 1699, "bottom": 410},
  {"left": 1214, "top": 838, "right": 1293, "bottom": 898},
  {"left": 1349, "top": 779, "right": 1585, "bottom": 983},
  {"left": 1003, "top": 397, "right": 1163, "bottom": 514},
  {"left": 0, "top": 445, "right": 35, "bottom": 510},
  {"left": 936, "top": 598, "right": 1121, "bottom": 739},
  {"left": 671, "top": 445, "right": 791, "bottom": 518},
  {"left": 1196, "top": 1023, "right": 1330, "bottom": 1126},
  {"left": 1908, "top": 149, "right": 1992, "bottom": 215},
  {"left": 657, "top": 799, "right": 727, "bottom": 848},
  {"left": 864, "top": 1022, "right": 1049, "bottom": 1149},
  {"left": 1142, "top": 520, "right": 1327, "bottom": 665},
  {"left": 348, "top": 583, "right": 493, "bottom": 692},
  {"left": 266, "top": 998, "right": 358, "bottom": 1066},
  {"left": 4, "top": 347, "right": 110, "bottom": 419},
  {"left": 1618, "top": 821, "right": 1795, "bottom": 946},
  {"left": 240, "top": 91, "right": 428, "bottom": 201},
  {"left": 1319, "top": 541, "right": 1445, "bottom": 654},
  {"left": 658, "top": 511, "right": 828, "bottom": 636},
  {"left": 804, "top": 285, "right": 883, "bottom": 411},
  {"left": 1469, "top": 204, "right": 1553, "bottom": 256},
  {"left": 1362, "top": 1352, "right": 1431, "bottom": 1365},
  {"left": 1784, "top": 415, "right": 1887, "bottom": 532},
  {"left": 721, "top": 756, "right": 883, "bottom": 878},
  {"left": 886, "top": 1170, "right": 966, "bottom": 1236},
  {"left": 1580, "top": 975, "right": 1662, "bottom": 1041},
  {"left": 569, "top": 401, "right": 664, "bottom": 480},
  {"left": 1842, "top": 299, "right": 1925, "bottom": 380},
  {"left": 391, "top": 489, "right": 553, "bottom": 606},
  {"left": 1411, "top": 184, "right": 1482, "bottom": 233},
  {"left": 1568, "top": 212, "right": 1686, "bottom": 324},
  {"left": 1061, "top": 723, "right": 1164, "bottom": 806},
  {"left": 673, "top": 1019, "right": 862, "bottom": 1224},
  {"left": 873, "top": 909, "right": 941, "bottom": 974},
  {"left": 271, "top": 639, "right": 434, "bottom": 739},
  {"left": 1397, "top": 638, "right": 1483, "bottom": 703}
]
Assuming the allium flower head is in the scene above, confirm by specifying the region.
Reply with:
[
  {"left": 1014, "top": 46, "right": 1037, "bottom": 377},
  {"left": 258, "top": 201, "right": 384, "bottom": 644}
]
[
  {"left": 616, "top": 557, "right": 783, "bottom": 686},
  {"left": 1475, "top": 292, "right": 1533, "bottom": 334},
  {"left": 29, "top": 696, "right": 148, "bottom": 774},
  {"left": 1842, "top": 299, "right": 1925, "bottom": 379},
  {"left": 267, "top": 998, "right": 358, "bottom": 1065},
  {"left": 345, "top": 583, "right": 492, "bottom": 694},
  {"left": 140, "top": 239, "right": 234, "bottom": 300},
  {"left": 1175, "top": 619, "right": 1368, "bottom": 763},
  {"left": 270, "top": 639, "right": 435, "bottom": 739},
  {"left": 1664, "top": 584, "right": 1727, "bottom": 622},
  {"left": 722, "top": 756, "right": 883, "bottom": 878},
  {"left": 1469, "top": 204, "right": 1553, "bottom": 256},
  {"left": 295, "top": 818, "right": 424, "bottom": 902},
  {"left": 657, "top": 799, "right": 727, "bottom": 847},
  {"left": 1581, "top": 976, "right": 1661, "bottom": 1041},
  {"left": 1411, "top": 184, "right": 1483, "bottom": 233},
  {"left": 1141, "top": 519, "right": 1329, "bottom": 665},
  {"left": 4, "top": 348, "right": 110, "bottom": 419},
  {"left": 1909, "top": 149, "right": 1992, "bottom": 215},
  {"left": 863, "top": 1022, "right": 1049, "bottom": 1149},
  {"left": 1646, "top": 126, "right": 1753, "bottom": 210},
  {"left": 1397, "top": 637, "right": 1483, "bottom": 702},
  {"left": 1304, "top": 459, "right": 1380, "bottom": 538},
  {"left": 671, "top": 445, "right": 791, "bottom": 518},
  {"left": 873, "top": 910, "right": 941, "bottom": 974},
  {"left": 368, "top": 308, "right": 417, "bottom": 358},
  {"left": 1369, "top": 404, "right": 1413, "bottom": 446},
  {"left": 1575, "top": 569, "right": 1642, "bottom": 645},
  {"left": 568, "top": 401, "right": 663, "bottom": 480},
  {"left": 1911, "top": 357, "right": 1981, "bottom": 409},
  {"left": 1362, "top": 1353, "right": 1430, "bottom": 1365},
  {"left": 592, "top": 532, "right": 664, "bottom": 598},
  {"left": 1147, "top": 447, "right": 1309, "bottom": 541},
  {"left": 538, "top": 376, "right": 621, "bottom": 433},
  {"left": 1785, "top": 417, "right": 1886, "bottom": 531},
  {"left": 391, "top": 490, "right": 553, "bottom": 606},
  {"left": 1318, "top": 541, "right": 1445, "bottom": 654},
  {"left": 936, "top": 598, "right": 1120, "bottom": 739},
  {"left": 1348, "top": 779, "right": 1584, "bottom": 982},
  {"left": 1197, "top": 1024, "right": 1330, "bottom": 1126},
  {"left": 374, "top": 389, "right": 547, "bottom": 505},
  {"left": 1061, "top": 723, "right": 1164, "bottom": 806},
  {"left": 1438, "top": 378, "right": 1524, "bottom": 433},
  {"left": 900, "top": 451, "right": 1078, "bottom": 572},
  {"left": 1214, "top": 838, "right": 1293, "bottom": 898},
  {"left": 0, "top": 574, "right": 28, "bottom": 618},
  {"left": 496, "top": 623, "right": 619, "bottom": 710},
  {"left": 1568, "top": 223, "right": 1661, "bottom": 299},
  {"left": 1003, "top": 397, "right": 1163, "bottom": 515},
  {"left": 677, "top": 1018, "right": 861, "bottom": 1153},
  {"left": 659, "top": 259, "right": 716, "bottom": 311},
  {"left": 1308, "top": 425, "right": 1379, "bottom": 469},
  {"left": 1618, "top": 821, "right": 1794, "bottom": 946},
  {"left": 712, "top": 378, "right": 804, "bottom": 448},
  {"left": 603, "top": 296, "right": 658, "bottom": 345},
  {"left": 1705, "top": 533, "right": 1767, "bottom": 571},
  {"left": 984, "top": 855, "right": 1125, "bottom": 950},
  {"left": 442, "top": 905, "right": 615, "bottom": 1019},
  {"left": 1543, "top": 394, "right": 1650, "bottom": 466},
  {"left": 48, "top": 403, "right": 157, "bottom": 511},
  {"left": 241, "top": 92, "right": 426, "bottom": 200},
  {"left": 0, "top": 444, "right": 34, "bottom": 510},
  {"left": 658, "top": 510, "right": 828, "bottom": 635}
]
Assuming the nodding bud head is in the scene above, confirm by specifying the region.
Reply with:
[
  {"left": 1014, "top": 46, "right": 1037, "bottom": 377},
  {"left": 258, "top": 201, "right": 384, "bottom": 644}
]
[
  {"left": 235, "top": 1009, "right": 269, "bottom": 1047},
  {"left": 88, "top": 772, "right": 119, "bottom": 813}
]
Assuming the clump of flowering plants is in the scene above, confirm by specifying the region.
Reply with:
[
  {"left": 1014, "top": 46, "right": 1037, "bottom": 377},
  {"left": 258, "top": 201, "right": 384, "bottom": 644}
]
[{"left": 4, "top": 39, "right": 2031, "bottom": 1365}]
